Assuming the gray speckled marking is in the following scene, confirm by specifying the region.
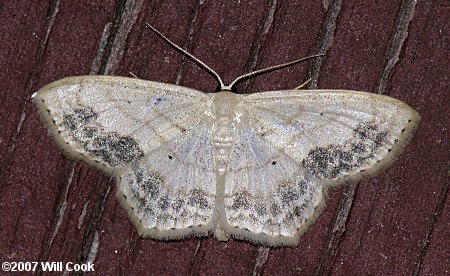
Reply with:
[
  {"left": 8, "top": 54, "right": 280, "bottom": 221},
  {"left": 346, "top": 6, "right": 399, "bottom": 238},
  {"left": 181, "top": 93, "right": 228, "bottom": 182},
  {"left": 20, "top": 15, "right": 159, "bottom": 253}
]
[
  {"left": 302, "top": 122, "right": 389, "bottom": 179},
  {"left": 128, "top": 169, "right": 166, "bottom": 215},
  {"left": 62, "top": 106, "right": 144, "bottom": 166},
  {"left": 128, "top": 170, "right": 165, "bottom": 215},
  {"left": 284, "top": 205, "right": 306, "bottom": 224},
  {"left": 187, "top": 189, "right": 209, "bottom": 209},
  {"left": 131, "top": 186, "right": 148, "bottom": 211},
  {"left": 137, "top": 170, "right": 161, "bottom": 199},
  {"left": 172, "top": 198, "right": 185, "bottom": 212},
  {"left": 230, "top": 191, "right": 251, "bottom": 210},
  {"left": 158, "top": 195, "right": 170, "bottom": 211},
  {"left": 270, "top": 203, "right": 282, "bottom": 217},
  {"left": 254, "top": 201, "right": 267, "bottom": 216},
  {"left": 226, "top": 174, "right": 322, "bottom": 231},
  {"left": 297, "top": 179, "right": 308, "bottom": 192},
  {"left": 280, "top": 184, "right": 301, "bottom": 205},
  {"left": 124, "top": 167, "right": 212, "bottom": 226},
  {"left": 62, "top": 107, "right": 97, "bottom": 130}
]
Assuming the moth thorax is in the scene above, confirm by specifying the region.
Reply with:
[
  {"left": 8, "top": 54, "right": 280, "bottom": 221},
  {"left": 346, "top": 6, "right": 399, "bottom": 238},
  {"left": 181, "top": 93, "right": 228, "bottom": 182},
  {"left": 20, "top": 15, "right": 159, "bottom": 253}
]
[{"left": 212, "top": 92, "right": 242, "bottom": 175}]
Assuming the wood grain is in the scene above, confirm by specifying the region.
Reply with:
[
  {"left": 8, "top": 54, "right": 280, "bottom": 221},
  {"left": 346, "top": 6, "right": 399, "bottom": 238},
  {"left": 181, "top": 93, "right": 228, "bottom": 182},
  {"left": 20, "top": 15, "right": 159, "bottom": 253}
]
[{"left": 0, "top": 0, "right": 448, "bottom": 275}]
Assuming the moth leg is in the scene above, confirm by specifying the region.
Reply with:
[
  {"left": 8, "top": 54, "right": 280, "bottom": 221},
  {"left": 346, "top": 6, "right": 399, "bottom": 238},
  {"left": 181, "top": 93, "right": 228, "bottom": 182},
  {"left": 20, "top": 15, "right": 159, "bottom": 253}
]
[
  {"left": 295, "top": 78, "right": 312, "bottom": 89},
  {"left": 129, "top": 72, "right": 140, "bottom": 79}
]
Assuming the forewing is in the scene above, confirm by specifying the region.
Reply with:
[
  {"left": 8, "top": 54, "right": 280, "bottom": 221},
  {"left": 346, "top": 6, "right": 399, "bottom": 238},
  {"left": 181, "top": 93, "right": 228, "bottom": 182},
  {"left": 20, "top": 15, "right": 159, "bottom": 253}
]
[
  {"left": 242, "top": 90, "right": 419, "bottom": 182},
  {"left": 33, "top": 76, "right": 212, "bottom": 171},
  {"left": 118, "top": 118, "right": 217, "bottom": 239},
  {"left": 223, "top": 122, "right": 324, "bottom": 246}
]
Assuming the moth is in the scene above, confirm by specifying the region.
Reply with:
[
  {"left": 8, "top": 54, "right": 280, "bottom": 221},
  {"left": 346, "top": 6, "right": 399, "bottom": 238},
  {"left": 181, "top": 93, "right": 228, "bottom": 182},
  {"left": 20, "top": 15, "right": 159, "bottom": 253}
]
[{"left": 33, "top": 24, "right": 419, "bottom": 246}]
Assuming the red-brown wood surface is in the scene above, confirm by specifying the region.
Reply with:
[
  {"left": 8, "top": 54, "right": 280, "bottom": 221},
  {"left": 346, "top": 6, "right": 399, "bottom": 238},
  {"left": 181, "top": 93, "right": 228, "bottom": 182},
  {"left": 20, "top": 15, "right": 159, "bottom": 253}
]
[{"left": 1, "top": 0, "right": 448, "bottom": 275}]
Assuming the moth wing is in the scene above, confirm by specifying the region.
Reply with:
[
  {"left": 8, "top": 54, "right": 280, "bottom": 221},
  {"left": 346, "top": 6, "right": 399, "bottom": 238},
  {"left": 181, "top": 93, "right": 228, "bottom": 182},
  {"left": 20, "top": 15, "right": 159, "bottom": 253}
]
[
  {"left": 33, "top": 76, "right": 213, "bottom": 172},
  {"left": 222, "top": 89, "right": 419, "bottom": 246},
  {"left": 241, "top": 90, "right": 420, "bottom": 183},
  {"left": 223, "top": 121, "right": 324, "bottom": 246},
  {"left": 118, "top": 118, "right": 217, "bottom": 239}
]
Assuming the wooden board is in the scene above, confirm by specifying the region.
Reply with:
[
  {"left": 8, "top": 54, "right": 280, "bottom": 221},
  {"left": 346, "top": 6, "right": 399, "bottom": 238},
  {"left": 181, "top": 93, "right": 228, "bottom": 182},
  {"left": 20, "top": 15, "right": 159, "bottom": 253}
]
[{"left": 1, "top": 0, "right": 448, "bottom": 274}]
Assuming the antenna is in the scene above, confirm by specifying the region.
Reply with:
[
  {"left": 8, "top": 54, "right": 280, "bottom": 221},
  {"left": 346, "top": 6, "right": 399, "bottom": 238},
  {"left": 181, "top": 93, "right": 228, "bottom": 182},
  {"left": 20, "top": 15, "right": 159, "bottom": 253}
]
[
  {"left": 145, "top": 23, "right": 324, "bottom": 92},
  {"left": 227, "top": 54, "right": 323, "bottom": 89}
]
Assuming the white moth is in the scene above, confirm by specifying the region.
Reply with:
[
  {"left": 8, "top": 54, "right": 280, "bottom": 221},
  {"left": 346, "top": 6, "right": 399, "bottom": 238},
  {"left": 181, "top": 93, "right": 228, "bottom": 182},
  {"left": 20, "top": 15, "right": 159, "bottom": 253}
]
[{"left": 33, "top": 24, "right": 419, "bottom": 246}]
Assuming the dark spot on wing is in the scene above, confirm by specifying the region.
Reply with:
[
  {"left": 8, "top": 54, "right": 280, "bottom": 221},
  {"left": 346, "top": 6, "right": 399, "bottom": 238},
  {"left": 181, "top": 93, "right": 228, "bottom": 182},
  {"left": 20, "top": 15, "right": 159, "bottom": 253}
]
[
  {"left": 280, "top": 185, "right": 300, "bottom": 205},
  {"left": 62, "top": 107, "right": 97, "bottom": 130},
  {"left": 61, "top": 106, "right": 144, "bottom": 167},
  {"left": 123, "top": 166, "right": 212, "bottom": 227},
  {"left": 158, "top": 195, "right": 170, "bottom": 211},
  {"left": 254, "top": 201, "right": 267, "bottom": 216},
  {"left": 187, "top": 188, "right": 210, "bottom": 209},
  {"left": 302, "top": 122, "right": 390, "bottom": 179},
  {"left": 270, "top": 203, "right": 282, "bottom": 217},
  {"left": 137, "top": 170, "right": 162, "bottom": 199},
  {"left": 297, "top": 179, "right": 308, "bottom": 193},
  {"left": 230, "top": 191, "right": 251, "bottom": 210},
  {"left": 172, "top": 198, "right": 185, "bottom": 212},
  {"left": 150, "top": 97, "right": 165, "bottom": 106},
  {"left": 129, "top": 170, "right": 164, "bottom": 212}
]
